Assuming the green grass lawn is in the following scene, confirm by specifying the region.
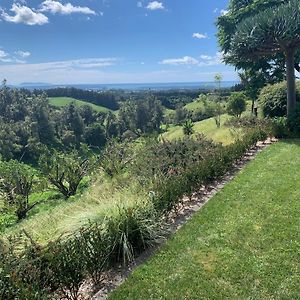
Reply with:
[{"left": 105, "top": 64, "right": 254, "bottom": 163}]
[
  {"left": 110, "top": 140, "right": 300, "bottom": 300},
  {"left": 162, "top": 115, "right": 238, "bottom": 145},
  {"left": 49, "top": 97, "right": 111, "bottom": 113}
]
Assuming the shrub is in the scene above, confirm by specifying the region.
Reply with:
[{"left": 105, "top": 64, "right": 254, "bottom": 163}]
[
  {"left": 106, "top": 202, "right": 162, "bottom": 265},
  {"left": 131, "top": 135, "right": 220, "bottom": 185},
  {"left": 39, "top": 147, "right": 95, "bottom": 199},
  {"left": 287, "top": 104, "right": 300, "bottom": 136},
  {"left": 0, "top": 160, "right": 39, "bottom": 220},
  {"left": 226, "top": 92, "right": 247, "bottom": 117},
  {"left": 271, "top": 117, "right": 289, "bottom": 138},
  {"left": 153, "top": 128, "right": 269, "bottom": 214},
  {"left": 182, "top": 119, "right": 194, "bottom": 136},
  {"left": 259, "top": 81, "right": 300, "bottom": 117},
  {"left": 100, "top": 139, "right": 136, "bottom": 178}
]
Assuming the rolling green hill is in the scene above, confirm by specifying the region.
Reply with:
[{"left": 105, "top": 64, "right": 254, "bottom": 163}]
[
  {"left": 162, "top": 115, "right": 237, "bottom": 145},
  {"left": 49, "top": 97, "right": 111, "bottom": 113}
]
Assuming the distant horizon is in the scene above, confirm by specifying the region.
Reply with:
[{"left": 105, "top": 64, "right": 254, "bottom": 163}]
[{"left": 15, "top": 80, "right": 239, "bottom": 91}]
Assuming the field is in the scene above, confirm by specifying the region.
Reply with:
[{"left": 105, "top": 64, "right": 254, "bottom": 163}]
[
  {"left": 162, "top": 115, "right": 237, "bottom": 145},
  {"left": 110, "top": 140, "right": 300, "bottom": 299},
  {"left": 49, "top": 97, "right": 111, "bottom": 113}
]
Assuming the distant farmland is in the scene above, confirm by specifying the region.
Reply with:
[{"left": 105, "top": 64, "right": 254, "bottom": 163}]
[{"left": 49, "top": 97, "right": 111, "bottom": 113}]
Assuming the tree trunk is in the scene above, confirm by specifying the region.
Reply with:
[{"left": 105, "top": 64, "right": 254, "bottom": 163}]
[{"left": 286, "top": 49, "right": 296, "bottom": 116}]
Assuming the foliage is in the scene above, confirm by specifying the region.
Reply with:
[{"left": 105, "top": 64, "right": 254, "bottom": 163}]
[
  {"left": 227, "top": 0, "right": 300, "bottom": 115},
  {"left": 154, "top": 128, "right": 268, "bottom": 213},
  {"left": 226, "top": 92, "right": 247, "bottom": 117},
  {"left": 271, "top": 117, "right": 289, "bottom": 138},
  {"left": 287, "top": 104, "right": 300, "bottom": 136},
  {"left": 99, "top": 140, "right": 135, "bottom": 178},
  {"left": 259, "top": 81, "right": 300, "bottom": 117},
  {"left": 0, "top": 198, "right": 162, "bottom": 299},
  {"left": 217, "top": 0, "right": 290, "bottom": 95},
  {"left": 182, "top": 119, "right": 194, "bottom": 136},
  {"left": 225, "top": 115, "right": 272, "bottom": 130},
  {"left": 0, "top": 160, "right": 38, "bottom": 220},
  {"left": 39, "top": 148, "right": 94, "bottom": 199},
  {"left": 84, "top": 123, "right": 107, "bottom": 148},
  {"left": 118, "top": 98, "right": 163, "bottom": 135},
  {"left": 132, "top": 135, "right": 219, "bottom": 186}
]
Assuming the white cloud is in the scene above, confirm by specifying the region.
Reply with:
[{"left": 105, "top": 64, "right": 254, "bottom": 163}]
[
  {"left": 220, "top": 9, "right": 229, "bottom": 16},
  {"left": 15, "top": 50, "right": 31, "bottom": 58},
  {"left": 198, "top": 52, "right": 223, "bottom": 66},
  {"left": 0, "top": 50, "right": 9, "bottom": 61},
  {"left": 146, "top": 1, "right": 164, "bottom": 10},
  {"left": 213, "top": 8, "right": 218, "bottom": 13},
  {"left": 160, "top": 53, "right": 223, "bottom": 67},
  {"left": 192, "top": 33, "right": 208, "bottom": 39},
  {"left": 137, "top": 1, "right": 143, "bottom": 8},
  {"left": 1, "top": 3, "right": 49, "bottom": 25},
  {"left": 39, "top": 1, "right": 96, "bottom": 15},
  {"left": 160, "top": 56, "right": 199, "bottom": 66}
]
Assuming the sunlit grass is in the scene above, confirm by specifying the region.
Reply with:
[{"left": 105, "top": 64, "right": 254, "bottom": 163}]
[
  {"left": 49, "top": 97, "right": 111, "bottom": 113},
  {"left": 3, "top": 178, "right": 146, "bottom": 244},
  {"left": 162, "top": 115, "right": 238, "bottom": 145}
]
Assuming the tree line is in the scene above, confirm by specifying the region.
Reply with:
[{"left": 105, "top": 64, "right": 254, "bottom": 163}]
[
  {"left": 0, "top": 82, "right": 164, "bottom": 164},
  {"left": 40, "top": 87, "right": 119, "bottom": 110}
]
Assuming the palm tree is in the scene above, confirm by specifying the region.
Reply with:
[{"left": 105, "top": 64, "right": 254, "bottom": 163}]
[{"left": 182, "top": 119, "right": 194, "bottom": 136}]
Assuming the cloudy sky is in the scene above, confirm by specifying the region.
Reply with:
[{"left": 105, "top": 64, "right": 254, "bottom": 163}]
[{"left": 0, "top": 0, "right": 236, "bottom": 85}]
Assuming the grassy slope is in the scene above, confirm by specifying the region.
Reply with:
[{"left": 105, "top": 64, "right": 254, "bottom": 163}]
[
  {"left": 3, "top": 180, "right": 145, "bottom": 244},
  {"left": 49, "top": 97, "right": 111, "bottom": 113},
  {"left": 162, "top": 115, "right": 236, "bottom": 145},
  {"left": 110, "top": 141, "right": 300, "bottom": 300}
]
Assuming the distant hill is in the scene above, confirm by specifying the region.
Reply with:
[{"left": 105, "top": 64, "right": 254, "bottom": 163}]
[{"left": 49, "top": 97, "right": 111, "bottom": 113}]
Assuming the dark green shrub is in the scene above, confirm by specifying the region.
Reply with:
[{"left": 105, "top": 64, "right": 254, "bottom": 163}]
[
  {"left": 132, "top": 135, "right": 220, "bottom": 186},
  {"left": 272, "top": 117, "right": 289, "bottom": 138},
  {"left": 226, "top": 92, "right": 247, "bottom": 117},
  {"left": 106, "top": 202, "right": 162, "bottom": 265},
  {"left": 100, "top": 139, "right": 135, "bottom": 178},
  {"left": 153, "top": 128, "right": 269, "bottom": 214},
  {"left": 259, "top": 81, "right": 300, "bottom": 117},
  {"left": 77, "top": 224, "right": 113, "bottom": 284},
  {"left": 0, "top": 160, "right": 39, "bottom": 220},
  {"left": 225, "top": 115, "right": 270, "bottom": 128},
  {"left": 287, "top": 104, "right": 300, "bottom": 136},
  {"left": 39, "top": 147, "right": 95, "bottom": 199}
]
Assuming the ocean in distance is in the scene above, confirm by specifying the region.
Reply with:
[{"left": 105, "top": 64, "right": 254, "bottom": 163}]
[{"left": 18, "top": 81, "right": 239, "bottom": 91}]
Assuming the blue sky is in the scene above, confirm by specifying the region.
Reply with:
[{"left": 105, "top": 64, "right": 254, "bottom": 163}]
[{"left": 0, "top": 0, "right": 237, "bottom": 85}]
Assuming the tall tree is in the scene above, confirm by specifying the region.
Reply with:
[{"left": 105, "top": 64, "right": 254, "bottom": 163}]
[
  {"left": 227, "top": 0, "right": 300, "bottom": 115},
  {"left": 217, "top": 0, "right": 296, "bottom": 104}
]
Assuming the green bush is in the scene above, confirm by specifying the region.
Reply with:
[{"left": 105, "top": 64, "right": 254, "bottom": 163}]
[
  {"left": 226, "top": 92, "right": 247, "bottom": 117},
  {"left": 132, "top": 135, "right": 220, "bottom": 186},
  {"left": 271, "top": 117, "right": 289, "bottom": 138},
  {"left": 287, "top": 104, "right": 300, "bottom": 136},
  {"left": 259, "top": 81, "right": 300, "bottom": 117},
  {"left": 153, "top": 128, "right": 269, "bottom": 213}
]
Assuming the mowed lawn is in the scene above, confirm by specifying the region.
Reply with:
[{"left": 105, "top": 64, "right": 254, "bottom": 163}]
[
  {"left": 110, "top": 141, "right": 300, "bottom": 300},
  {"left": 49, "top": 97, "right": 111, "bottom": 113}
]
